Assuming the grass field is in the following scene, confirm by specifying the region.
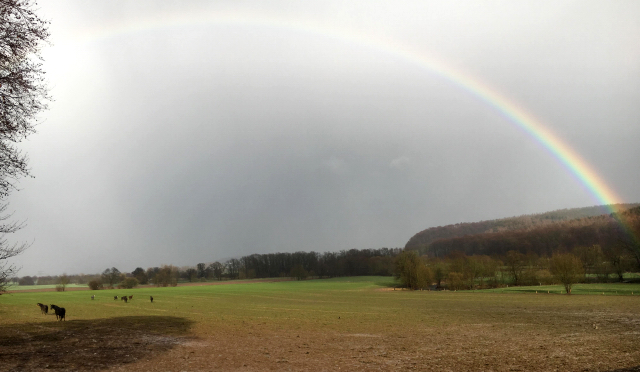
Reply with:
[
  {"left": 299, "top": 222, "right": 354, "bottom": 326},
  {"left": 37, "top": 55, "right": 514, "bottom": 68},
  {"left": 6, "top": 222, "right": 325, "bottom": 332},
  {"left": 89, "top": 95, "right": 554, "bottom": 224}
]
[
  {"left": 5, "top": 283, "right": 89, "bottom": 291},
  {"left": 1, "top": 277, "right": 639, "bottom": 371}
]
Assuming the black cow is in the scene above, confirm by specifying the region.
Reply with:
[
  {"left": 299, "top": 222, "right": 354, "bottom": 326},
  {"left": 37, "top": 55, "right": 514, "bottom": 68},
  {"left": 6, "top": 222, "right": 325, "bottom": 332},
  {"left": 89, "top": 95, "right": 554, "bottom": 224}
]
[
  {"left": 121, "top": 296, "right": 128, "bottom": 303},
  {"left": 37, "top": 303, "right": 48, "bottom": 315},
  {"left": 50, "top": 304, "right": 66, "bottom": 321}
]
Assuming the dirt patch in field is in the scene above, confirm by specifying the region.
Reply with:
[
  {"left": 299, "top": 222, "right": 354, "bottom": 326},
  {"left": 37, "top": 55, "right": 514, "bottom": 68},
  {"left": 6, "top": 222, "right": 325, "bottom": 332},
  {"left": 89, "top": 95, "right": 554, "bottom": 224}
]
[
  {"left": 102, "top": 324, "right": 640, "bottom": 372},
  {"left": 0, "top": 316, "right": 194, "bottom": 371}
]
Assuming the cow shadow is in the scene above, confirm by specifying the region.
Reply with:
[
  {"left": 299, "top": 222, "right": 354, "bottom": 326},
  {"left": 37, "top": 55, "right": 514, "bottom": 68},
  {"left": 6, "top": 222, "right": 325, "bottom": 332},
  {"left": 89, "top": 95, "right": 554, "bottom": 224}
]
[{"left": 0, "top": 315, "right": 194, "bottom": 371}]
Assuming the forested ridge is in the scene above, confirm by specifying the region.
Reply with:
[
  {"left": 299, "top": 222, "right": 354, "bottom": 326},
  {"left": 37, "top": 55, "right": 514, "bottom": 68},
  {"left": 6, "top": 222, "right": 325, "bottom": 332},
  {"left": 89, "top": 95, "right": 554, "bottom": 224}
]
[
  {"left": 405, "top": 203, "right": 640, "bottom": 254},
  {"left": 408, "top": 205, "right": 640, "bottom": 265}
]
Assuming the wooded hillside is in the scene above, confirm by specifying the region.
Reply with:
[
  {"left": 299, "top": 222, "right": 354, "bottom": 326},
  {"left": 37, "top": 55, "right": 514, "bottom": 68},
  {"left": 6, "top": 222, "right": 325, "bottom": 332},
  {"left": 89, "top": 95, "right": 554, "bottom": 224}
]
[
  {"left": 405, "top": 204, "right": 640, "bottom": 256},
  {"left": 405, "top": 203, "right": 640, "bottom": 254}
]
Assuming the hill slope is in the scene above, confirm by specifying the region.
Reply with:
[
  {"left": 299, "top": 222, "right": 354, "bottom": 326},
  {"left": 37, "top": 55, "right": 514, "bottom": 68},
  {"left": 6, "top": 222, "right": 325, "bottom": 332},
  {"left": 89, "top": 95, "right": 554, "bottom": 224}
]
[{"left": 405, "top": 203, "right": 640, "bottom": 254}]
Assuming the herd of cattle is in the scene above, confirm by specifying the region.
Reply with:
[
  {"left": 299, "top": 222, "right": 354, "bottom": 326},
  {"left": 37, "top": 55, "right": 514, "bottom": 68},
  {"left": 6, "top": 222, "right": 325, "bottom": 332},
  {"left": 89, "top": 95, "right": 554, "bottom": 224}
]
[{"left": 37, "top": 295, "right": 154, "bottom": 321}]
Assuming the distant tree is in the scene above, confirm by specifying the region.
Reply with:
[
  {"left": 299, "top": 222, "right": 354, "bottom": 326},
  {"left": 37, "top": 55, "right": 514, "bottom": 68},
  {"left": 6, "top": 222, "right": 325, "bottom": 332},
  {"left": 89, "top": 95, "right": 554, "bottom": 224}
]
[
  {"left": 478, "top": 255, "right": 500, "bottom": 288},
  {"left": 185, "top": 268, "right": 197, "bottom": 282},
  {"left": 132, "top": 267, "right": 148, "bottom": 284},
  {"left": 196, "top": 263, "right": 206, "bottom": 278},
  {"left": 18, "top": 275, "right": 34, "bottom": 285},
  {"left": 146, "top": 267, "right": 159, "bottom": 284},
  {"left": 120, "top": 277, "right": 138, "bottom": 289},
  {"left": 603, "top": 245, "right": 634, "bottom": 282},
  {"left": 101, "top": 267, "right": 123, "bottom": 288},
  {"left": 368, "top": 255, "right": 394, "bottom": 276},
  {"left": 154, "top": 265, "right": 178, "bottom": 287},
  {"left": 394, "top": 250, "right": 432, "bottom": 290},
  {"left": 447, "top": 272, "right": 465, "bottom": 291},
  {"left": 463, "top": 255, "right": 484, "bottom": 289},
  {"left": 204, "top": 263, "right": 214, "bottom": 279},
  {"left": 211, "top": 262, "right": 223, "bottom": 281},
  {"left": 36, "top": 275, "right": 54, "bottom": 285},
  {"left": 88, "top": 280, "right": 103, "bottom": 290},
  {"left": 0, "top": 0, "right": 51, "bottom": 293},
  {"left": 226, "top": 259, "right": 240, "bottom": 279},
  {"left": 75, "top": 273, "right": 91, "bottom": 284},
  {"left": 290, "top": 264, "right": 308, "bottom": 280},
  {"left": 56, "top": 273, "right": 69, "bottom": 292},
  {"left": 504, "top": 251, "right": 526, "bottom": 285},
  {"left": 573, "top": 245, "right": 603, "bottom": 282},
  {"left": 429, "top": 259, "right": 448, "bottom": 288},
  {"left": 549, "top": 253, "right": 584, "bottom": 294}
]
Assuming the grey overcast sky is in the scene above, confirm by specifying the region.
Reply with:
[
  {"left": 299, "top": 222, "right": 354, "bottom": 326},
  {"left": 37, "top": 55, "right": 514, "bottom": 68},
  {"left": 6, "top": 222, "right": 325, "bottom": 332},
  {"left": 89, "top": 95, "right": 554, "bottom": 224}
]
[{"left": 9, "top": 0, "right": 640, "bottom": 276}]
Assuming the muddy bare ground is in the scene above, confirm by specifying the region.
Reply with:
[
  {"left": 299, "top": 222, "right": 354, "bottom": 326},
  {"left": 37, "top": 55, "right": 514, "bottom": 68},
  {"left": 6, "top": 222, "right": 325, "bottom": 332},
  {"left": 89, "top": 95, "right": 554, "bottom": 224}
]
[
  {"left": 1, "top": 313, "right": 639, "bottom": 371},
  {"left": 104, "top": 323, "right": 640, "bottom": 372},
  {"left": 3, "top": 283, "right": 640, "bottom": 371},
  {"left": 0, "top": 316, "right": 194, "bottom": 371}
]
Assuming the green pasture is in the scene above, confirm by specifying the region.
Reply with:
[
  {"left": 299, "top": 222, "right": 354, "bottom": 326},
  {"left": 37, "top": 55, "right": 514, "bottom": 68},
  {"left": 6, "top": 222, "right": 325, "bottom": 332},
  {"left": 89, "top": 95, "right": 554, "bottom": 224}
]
[
  {"left": 5, "top": 283, "right": 88, "bottom": 291},
  {"left": 3, "top": 276, "right": 640, "bottom": 371},
  {"left": 477, "top": 282, "right": 640, "bottom": 295},
  {"left": 1, "top": 276, "right": 639, "bottom": 330}
]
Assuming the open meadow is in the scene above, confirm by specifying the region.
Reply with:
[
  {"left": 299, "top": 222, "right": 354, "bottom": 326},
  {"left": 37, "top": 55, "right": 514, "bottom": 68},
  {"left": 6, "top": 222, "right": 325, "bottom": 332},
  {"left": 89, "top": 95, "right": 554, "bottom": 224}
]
[{"left": 1, "top": 277, "right": 640, "bottom": 371}]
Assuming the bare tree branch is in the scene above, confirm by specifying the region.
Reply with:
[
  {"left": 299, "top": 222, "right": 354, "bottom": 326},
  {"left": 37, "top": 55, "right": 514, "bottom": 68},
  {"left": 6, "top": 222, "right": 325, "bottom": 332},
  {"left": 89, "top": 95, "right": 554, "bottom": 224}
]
[{"left": 0, "top": 0, "right": 49, "bottom": 292}]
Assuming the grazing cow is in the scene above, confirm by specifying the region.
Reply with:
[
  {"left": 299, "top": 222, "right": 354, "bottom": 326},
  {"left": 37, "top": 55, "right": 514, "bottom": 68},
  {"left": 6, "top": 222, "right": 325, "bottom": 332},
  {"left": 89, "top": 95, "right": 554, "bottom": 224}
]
[
  {"left": 150, "top": 296, "right": 153, "bottom": 303},
  {"left": 50, "top": 304, "right": 66, "bottom": 321},
  {"left": 37, "top": 303, "right": 48, "bottom": 315},
  {"left": 128, "top": 295, "right": 133, "bottom": 301},
  {"left": 114, "top": 295, "right": 118, "bottom": 300},
  {"left": 91, "top": 295, "right": 95, "bottom": 300},
  {"left": 121, "top": 296, "right": 128, "bottom": 303}
]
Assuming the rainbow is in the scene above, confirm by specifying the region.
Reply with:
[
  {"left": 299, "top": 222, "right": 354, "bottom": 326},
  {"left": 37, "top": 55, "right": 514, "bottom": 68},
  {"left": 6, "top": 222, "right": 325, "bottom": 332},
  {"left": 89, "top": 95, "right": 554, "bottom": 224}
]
[{"left": 69, "top": 10, "right": 627, "bottom": 213}]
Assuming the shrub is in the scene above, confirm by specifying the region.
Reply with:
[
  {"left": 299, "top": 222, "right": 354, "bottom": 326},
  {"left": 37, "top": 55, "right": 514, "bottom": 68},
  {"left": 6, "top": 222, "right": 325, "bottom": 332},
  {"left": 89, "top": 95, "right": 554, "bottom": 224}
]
[
  {"left": 395, "top": 251, "right": 433, "bottom": 290},
  {"left": 120, "top": 277, "right": 139, "bottom": 289},
  {"left": 550, "top": 253, "right": 584, "bottom": 294},
  {"left": 290, "top": 264, "right": 308, "bottom": 280},
  {"left": 155, "top": 265, "right": 179, "bottom": 287},
  {"left": 447, "top": 272, "right": 465, "bottom": 291},
  {"left": 88, "top": 280, "right": 103, "bottom": 290}
]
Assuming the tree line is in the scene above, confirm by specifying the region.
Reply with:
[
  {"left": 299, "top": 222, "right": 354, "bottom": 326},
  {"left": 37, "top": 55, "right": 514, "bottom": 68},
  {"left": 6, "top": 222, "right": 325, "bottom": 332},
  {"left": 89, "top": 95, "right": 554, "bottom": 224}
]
[
  {"left": 10, "top": 241, "right": 639, "bottom": 296},
  {"left": 395, "top": 244, "right": 638, "bottom": 294},
  {"left": 10, "top": 248, "right": 402, "bottom": 288}
]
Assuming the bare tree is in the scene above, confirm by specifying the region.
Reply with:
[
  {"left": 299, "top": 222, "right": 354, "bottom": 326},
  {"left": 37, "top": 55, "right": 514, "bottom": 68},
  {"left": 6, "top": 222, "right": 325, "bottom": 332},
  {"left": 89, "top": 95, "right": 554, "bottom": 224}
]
[
  {"left": 504, "top": 250, "right": 526, "bottom": 286},
  {"left": 0, "top": 204, "right": 28, "bottom": 292},
  {"left": 56, "top": 273, "right": 69, "bottom": 292},
  {"left": 154, "top": 265, "right": 178, "bottom": 287},
  {"left": 184, "top": 267, "right": 197, "bottom": 282},
  {"left": 209, "top": 262, "right": 223, "bottom": 281},
  {"left": 196, "top": 263, "right": 206, "bottom": 278},
  {"left": 0, "top": 0, "right": 50, "bottom": 292},
  {"left": 101, "top": 267, "right": 123, "bottom": 288}
]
